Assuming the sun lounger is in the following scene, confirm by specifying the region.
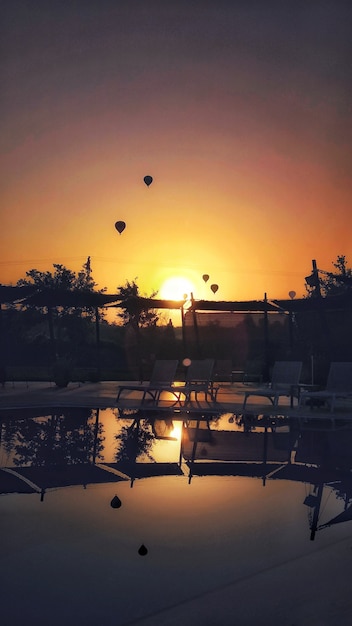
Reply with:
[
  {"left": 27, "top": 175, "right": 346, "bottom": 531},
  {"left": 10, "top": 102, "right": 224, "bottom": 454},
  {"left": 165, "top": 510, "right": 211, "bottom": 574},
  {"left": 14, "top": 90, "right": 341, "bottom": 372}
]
[
  {"left": 170, "top": 358, "right": 218, "bottom": 404},
  {"left": 242, "top": 361, "right": 302, "bottom": 409},
  {"left": 116, "top": 359, "right": 178, "bottom": 403},
  {"left": 299, "top": 361, "right": 352, "bottom": 412}
]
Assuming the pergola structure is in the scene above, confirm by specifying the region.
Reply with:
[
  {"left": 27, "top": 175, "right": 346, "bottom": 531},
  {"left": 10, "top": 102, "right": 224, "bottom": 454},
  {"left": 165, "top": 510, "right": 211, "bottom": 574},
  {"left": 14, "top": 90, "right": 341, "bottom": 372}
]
[
  {"left": 1, "top": 284, "right": 351, "bottom": 380},
  {"left": 2, "top": 284, "right": 351, "bottom": 315}
]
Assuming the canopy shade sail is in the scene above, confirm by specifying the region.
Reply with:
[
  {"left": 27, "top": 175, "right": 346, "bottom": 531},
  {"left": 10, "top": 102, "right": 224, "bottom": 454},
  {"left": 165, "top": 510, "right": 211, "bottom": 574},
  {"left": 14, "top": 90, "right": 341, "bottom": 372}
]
[
  {"left": 273, "top": 292, "right": 352, "bottom": 312},
  {"left": 0, "top": 285, "right": 36, "bottom": 303},
  {"left": 107, "top": 296, "right": 187, "bottom": 310},
  {"left": 22, "top": 289, "right": 122, "bottom": 308},
  {"left": 192, "top": 299, "right": 280, "bottom": 312},
  {"left": 1, "top": 283, "right": 351, "bottom": 314}
]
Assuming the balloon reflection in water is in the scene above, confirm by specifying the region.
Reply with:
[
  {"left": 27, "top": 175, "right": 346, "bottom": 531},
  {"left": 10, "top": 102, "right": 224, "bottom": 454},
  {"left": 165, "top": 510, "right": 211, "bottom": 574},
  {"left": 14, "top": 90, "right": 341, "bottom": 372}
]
[
  {"left": 138, "top": 544, "right": 148, "bottom": 556},
  {"left": 115, "top": 221, "right": 126, "bottom": 234},
  {"left": 110, "top": 495, "right": 122, "bottom": 509}
]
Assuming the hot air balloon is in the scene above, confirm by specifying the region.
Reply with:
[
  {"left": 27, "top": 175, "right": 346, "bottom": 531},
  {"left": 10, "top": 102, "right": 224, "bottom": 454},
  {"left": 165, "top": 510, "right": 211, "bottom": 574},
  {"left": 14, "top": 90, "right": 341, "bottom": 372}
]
[
  {"left": 115, "top": 221, "right": 126, "bottom": 234},
  {"left": 288, "top": 290, "right": 296, "bottom": 300},
  {"left": 143, "top": 175, "right": 153, "bottom": 187},
  {"left": 202, "top": 274, "right": 209, "bottom": 283},
  {"left": 138, "top": 544, "right": 148, "bottom": 556},
  {"left": 210, "top": 284, "right": 218, "bottom": 294}
]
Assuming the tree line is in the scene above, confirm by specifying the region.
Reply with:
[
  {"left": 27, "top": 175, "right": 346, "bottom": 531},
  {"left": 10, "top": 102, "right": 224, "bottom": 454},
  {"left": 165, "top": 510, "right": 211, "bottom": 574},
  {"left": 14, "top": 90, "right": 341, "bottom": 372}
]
[{"left": 0, "top": 255, "right": 351, "bottom": 385}]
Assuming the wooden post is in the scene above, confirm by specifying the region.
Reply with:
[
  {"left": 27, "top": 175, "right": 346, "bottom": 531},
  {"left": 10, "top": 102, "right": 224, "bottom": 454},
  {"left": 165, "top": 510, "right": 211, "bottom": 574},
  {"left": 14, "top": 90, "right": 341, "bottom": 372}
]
[
  {"left": 181, "top": 303, "right": 187, "bottom": 355},
  {"left": 95, "top": 307, "right": 101, "bottom": 381},
  {"left": 262, "top": 425, "right": 268, "bottom": 486},
  {"left": 312, "top": 259, "right": 322, "bottom": 298},
  {"left": 310, "top": 482, "right": 324, "bottom": 541},
  {"left": 289, "top": 309, "right": 294, "bottom": 353},
  {"left": 263, "top": 292, "right": 270, "bottom": 381},
  {"left": 47, "top": 306, "right": 56, "bottom": 361},
  {"left": 0, "top": 302, "right": 6, "bottom": 384},
  {"left": 312, "top": 259, "right": 331, "bottom": 359},
  {"left": 92, "top": 408, "right": 100, "bottom": 464},
  {"left": 191, "top": 292, "right": 201, "bottom": 357}
]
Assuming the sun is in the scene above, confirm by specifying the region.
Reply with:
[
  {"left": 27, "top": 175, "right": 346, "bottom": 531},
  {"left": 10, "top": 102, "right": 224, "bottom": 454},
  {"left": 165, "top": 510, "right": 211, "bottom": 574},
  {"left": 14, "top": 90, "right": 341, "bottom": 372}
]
[{"left": 159, "top": 276, "right": 196, "bottom": 300}]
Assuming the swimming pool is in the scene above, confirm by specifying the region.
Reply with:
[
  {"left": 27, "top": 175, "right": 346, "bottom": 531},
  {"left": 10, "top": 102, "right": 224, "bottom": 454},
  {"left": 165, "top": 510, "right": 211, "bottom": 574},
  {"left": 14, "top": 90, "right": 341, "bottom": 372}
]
[{"left": 1, "top": 408, "right": 352, "bottom": 625}]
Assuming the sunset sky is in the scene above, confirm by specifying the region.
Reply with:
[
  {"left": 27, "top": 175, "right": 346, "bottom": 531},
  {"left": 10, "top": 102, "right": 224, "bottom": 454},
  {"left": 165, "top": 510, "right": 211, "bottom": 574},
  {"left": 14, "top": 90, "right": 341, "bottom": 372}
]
[{"left": 1, "top": 1, "right": 351, "bottom": 304}]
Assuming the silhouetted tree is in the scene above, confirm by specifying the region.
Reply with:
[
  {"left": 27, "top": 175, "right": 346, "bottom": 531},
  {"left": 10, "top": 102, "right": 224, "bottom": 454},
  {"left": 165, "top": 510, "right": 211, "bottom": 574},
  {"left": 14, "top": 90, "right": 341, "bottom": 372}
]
[
  {"left": 115, "top": 279, "right": 161, "bottom": 379},
  {"left": 15, "top": 258, "right": 105, "bottom": 363},
  {"left": 115, "top": 419, "right": 155, "bottom": 465},
  {"left": 301, "top": 255, "right": 352, "bottom": 368},
  {"left": 17, "top": 257, "right": 102, "bottom": 316},
  {"left": 116, "top": 279, "right": 159, "bottom": 328},
  {"left": 306, "top": 255, "right": 352, "bottom": 298},
  {"left": 3, "top": 409, "right": 104, "bottom": 467}
]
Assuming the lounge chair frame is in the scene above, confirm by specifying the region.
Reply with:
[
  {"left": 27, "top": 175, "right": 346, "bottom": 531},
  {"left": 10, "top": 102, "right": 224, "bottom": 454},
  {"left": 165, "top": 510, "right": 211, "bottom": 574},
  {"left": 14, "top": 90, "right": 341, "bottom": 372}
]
[
  {"left": 167, "top": 359, "right": 219, "bottom": 405},
  {"left": 299, "top": 361, "right": 352, "bottom": 412},
  {"left": 242, "top": 361, "right": 302, "bottom": 409},
  {"left": 116, "top": 359, "right": 179, "bottom": 403}
]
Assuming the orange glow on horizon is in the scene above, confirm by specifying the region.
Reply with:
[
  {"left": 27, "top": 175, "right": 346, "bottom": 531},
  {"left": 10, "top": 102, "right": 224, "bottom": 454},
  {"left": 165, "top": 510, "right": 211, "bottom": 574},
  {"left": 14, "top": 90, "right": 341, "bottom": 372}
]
[{"left": 1, "top": 4, "right": 351, "bottom": 305}]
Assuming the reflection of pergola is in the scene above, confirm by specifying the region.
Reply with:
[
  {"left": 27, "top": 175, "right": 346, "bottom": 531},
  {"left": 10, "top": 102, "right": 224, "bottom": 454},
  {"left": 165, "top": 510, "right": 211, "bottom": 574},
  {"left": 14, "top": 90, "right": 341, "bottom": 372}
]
[
  {"left": 182, "top": 419, "right": 352, "bottom": 540},
  {"left": 0, "top": 463, "right": 128, "bottom": 498},
  {"left": 3, "top": 410, "right": 352, "bottom": 540}
]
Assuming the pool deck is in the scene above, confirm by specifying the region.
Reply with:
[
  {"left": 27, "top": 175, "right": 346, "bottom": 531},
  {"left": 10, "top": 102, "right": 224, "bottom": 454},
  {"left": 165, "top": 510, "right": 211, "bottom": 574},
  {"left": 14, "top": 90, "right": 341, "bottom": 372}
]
[
  {"left": 1, "top": 380, "right": 352, "bottom": 426},
  {"left": 0, "top": 380, "right": 245, "bottom": 412}
]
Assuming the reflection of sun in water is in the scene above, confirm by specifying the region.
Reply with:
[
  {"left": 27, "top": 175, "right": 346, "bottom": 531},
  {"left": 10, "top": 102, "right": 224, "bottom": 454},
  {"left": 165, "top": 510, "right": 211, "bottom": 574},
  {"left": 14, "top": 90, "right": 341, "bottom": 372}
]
[
  {"left": 169, "top": 421, "right": 183, "bottom": 441},
  {"left": 159, "top": 276, "right": 195, "bottom": 300}
]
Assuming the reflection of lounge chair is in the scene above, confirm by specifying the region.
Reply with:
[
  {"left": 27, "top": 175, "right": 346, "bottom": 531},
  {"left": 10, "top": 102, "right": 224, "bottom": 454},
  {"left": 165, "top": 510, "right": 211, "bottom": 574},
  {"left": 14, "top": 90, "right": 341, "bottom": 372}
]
[
  {"left": 182, "top": 427, "right": 292, "bottom": 463},
  {"left": 299, "top": 362, "right": 352, "bottom": 412},
  {"left": 116, "top": 359, "right": 178, "bottom": 403},
  {"left": 172, "top": 359, "right": 218, "bottom": 404},
  {"left": 242, "top": 361, "right": 302, "bottom": 409}
]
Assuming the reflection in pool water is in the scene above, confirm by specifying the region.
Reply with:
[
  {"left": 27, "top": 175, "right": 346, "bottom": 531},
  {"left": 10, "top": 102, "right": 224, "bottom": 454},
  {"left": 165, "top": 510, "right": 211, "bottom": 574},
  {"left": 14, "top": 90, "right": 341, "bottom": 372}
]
[{"left": 1, "top": 407, "right": 352, "bottom": 625}]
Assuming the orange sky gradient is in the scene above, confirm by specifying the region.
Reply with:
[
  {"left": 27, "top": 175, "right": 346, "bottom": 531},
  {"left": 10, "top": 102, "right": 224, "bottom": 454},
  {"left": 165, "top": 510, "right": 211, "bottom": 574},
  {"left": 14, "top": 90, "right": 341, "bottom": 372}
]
[{"left": 1, "top": 1, "right": 351, "bottom": 307}]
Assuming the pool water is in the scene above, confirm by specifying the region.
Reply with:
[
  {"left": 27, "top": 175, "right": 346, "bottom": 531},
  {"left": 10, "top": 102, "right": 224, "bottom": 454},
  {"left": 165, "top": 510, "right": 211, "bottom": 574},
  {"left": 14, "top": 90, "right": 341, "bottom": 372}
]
[{"left": 1, "top": 408, "right": 352, "bottom": 625}]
